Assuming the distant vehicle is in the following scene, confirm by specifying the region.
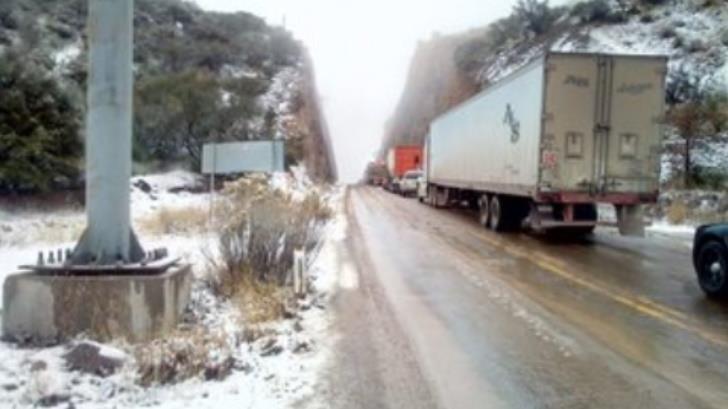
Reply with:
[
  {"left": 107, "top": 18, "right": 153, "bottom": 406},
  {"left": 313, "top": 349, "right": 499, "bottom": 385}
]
[
  {"left": 693, "top": 224, "right": 728, "bottom": 298},
  {"left": 365, "top": 161, "right": 389, "bottom": 186},
  {"left": 419, "top": 52, "right": 667, "bottom": 237},
  {"left": 398, "top": 170, "right": 422, "bottom": 197},
  {"left": 386, "top": 145, "right": 422, "bottom": 192}
]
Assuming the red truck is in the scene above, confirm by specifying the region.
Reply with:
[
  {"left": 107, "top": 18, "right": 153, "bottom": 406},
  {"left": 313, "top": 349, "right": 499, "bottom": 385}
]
[{"left": 385, "top": 145, "right": 423, "bottom": 193}]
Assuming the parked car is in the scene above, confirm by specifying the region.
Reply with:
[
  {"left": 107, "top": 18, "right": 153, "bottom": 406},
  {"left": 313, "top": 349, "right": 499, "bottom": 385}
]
[
  {"left": 384, "top": 145, "right": 422, "bottom": 193},
  {"left": 399, "top": 170, "right": 422, "bottom": 197},
  {"left": 693, "top": 224, "right": 728, "bottom": 298}
]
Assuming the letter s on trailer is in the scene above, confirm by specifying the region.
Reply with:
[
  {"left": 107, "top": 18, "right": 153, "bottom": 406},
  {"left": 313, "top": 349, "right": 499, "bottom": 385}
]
[{"left": 419, "top": 52, "right": 667, "bottom": 236}]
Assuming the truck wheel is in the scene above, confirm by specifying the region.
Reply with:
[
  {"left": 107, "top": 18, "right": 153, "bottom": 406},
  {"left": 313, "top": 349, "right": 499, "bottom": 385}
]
[
  {"left": 478, "top": 195, "right": 490, "bottom": 227},
  {"left": 696, "top": 241, "right": 728, "bottom": 298},
  {"left": 489, "top": 196, "right": 507, "bottom": 232}
]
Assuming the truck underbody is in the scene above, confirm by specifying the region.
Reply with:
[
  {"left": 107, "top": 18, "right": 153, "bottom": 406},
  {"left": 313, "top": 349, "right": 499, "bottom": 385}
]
[{"left": 421, "top": 183, "right": 650, "bottom": 237}]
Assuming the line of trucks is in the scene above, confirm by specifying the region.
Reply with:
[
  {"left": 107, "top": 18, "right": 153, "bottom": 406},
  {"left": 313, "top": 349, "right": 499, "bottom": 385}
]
[
  {"left": 377, "top": 51, "right": 728, "bottom": 298},
  {"left": 381, "top": 51, "right": 668, "bottom": 237}
]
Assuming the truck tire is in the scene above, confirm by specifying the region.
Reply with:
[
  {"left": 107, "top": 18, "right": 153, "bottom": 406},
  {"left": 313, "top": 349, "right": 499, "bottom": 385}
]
[
  {"left": 696, "top": 240, "right": 728, "bottom": 298},
  {"left": 478, "top": 194, "right": 490, "bottom": 227},
  {"left": 489, "top": 195, "right": 509, "bottom": 232}
]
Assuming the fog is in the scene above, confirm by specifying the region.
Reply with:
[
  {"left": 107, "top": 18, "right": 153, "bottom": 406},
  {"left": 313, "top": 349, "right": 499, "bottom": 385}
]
[{"left": 195, "top": 0, "right": 567, "bottom": 183}]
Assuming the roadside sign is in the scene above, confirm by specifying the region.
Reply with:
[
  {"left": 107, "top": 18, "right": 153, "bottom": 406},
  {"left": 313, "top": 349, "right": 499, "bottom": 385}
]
[{"left": 202, "top": 140, "right": 285, "bottom": 175}]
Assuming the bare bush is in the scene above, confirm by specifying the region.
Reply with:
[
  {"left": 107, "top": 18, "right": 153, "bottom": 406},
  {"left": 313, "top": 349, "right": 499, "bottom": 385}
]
[{"left": 210, "top": 178, "right": 332, "bottom": 300}]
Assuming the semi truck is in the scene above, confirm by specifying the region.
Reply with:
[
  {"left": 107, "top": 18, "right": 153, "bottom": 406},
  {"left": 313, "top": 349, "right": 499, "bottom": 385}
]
[
  {"left": 419, "top": 52, "right": 667, "bottom": 236},
  {"left": 386, "top": 145, "right": 423, "bottom": 193}
]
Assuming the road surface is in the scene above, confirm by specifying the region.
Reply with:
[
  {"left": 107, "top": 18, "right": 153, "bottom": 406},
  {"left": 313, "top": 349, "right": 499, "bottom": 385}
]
[{"left": 314, "top": 187, "right": 728, "bottom": 409}]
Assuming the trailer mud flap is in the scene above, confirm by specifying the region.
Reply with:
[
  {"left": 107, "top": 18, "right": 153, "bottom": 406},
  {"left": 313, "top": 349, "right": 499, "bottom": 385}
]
[{"left": 616, "top": 205, "right": 645, "bottom": 237}]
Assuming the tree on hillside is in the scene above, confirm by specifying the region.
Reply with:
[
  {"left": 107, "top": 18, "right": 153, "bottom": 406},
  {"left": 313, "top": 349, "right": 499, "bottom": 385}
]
[
  {"left": 0, "top": 49, "right": 82, "bottom": 193},
  {"left": 513, "top": 0, "right": 556, "bottom": 37},
  {"left": 667, "top": 66, "right": 728, "bottom": 188},
  {"left": 134, "top": 71, "right": 267, "bottom": 169}
]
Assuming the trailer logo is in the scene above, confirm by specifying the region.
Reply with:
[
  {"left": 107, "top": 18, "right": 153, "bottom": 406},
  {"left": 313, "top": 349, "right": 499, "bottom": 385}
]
[
  {"left": 617, "top": 82, "right": 653, "bottom": 95},
  {"left": 564, "top": 75, "right": 589, "bottom": 88},
  {"left": 503, "top": 104, "right": 521, "bottom": 144}
]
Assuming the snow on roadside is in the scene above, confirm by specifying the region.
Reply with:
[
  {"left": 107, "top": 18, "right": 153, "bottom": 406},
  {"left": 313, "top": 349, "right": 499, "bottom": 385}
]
[
  {"left": 647, "top": 221, "right": 696, "bottom": 237},
  {"left": 0, "top": 172, "right": 345, "bottom": 409}
]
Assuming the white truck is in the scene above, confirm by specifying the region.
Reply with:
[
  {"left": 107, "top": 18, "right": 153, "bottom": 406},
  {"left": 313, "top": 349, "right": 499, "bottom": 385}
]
[{"left": 419, "top": 52, "right": 667, "bottom": 236}]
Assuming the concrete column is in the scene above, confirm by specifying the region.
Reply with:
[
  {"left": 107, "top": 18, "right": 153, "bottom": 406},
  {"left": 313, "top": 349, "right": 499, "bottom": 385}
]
[{"left": 74, "top": 0, "right": 143, "bottom": 264}]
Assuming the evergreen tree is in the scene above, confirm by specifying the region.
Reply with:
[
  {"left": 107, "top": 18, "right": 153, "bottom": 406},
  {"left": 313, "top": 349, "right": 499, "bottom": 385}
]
[{"left": 0, "top": 49, "right": 82, "bottom": 193}]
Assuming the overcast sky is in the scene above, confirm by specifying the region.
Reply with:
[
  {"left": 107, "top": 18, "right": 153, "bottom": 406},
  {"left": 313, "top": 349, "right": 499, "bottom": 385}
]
[{"left": 195, "top": 0, "right": 568, "bottom": 182}]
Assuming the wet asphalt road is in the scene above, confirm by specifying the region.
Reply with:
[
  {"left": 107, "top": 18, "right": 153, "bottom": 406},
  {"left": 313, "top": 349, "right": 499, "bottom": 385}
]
[{"left": 316, "top": 187, "right": 728, "bottom": 409}]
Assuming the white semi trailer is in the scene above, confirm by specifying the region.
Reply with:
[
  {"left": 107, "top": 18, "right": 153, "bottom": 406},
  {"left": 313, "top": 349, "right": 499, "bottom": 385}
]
[{"left": 420, "top": 52, "right": 667, "bottom": 236}]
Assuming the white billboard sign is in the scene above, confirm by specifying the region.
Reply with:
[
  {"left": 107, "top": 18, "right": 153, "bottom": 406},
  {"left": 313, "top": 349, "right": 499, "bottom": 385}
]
[{"left": 202, "top": 140, "right": 285, "bottom": 175}]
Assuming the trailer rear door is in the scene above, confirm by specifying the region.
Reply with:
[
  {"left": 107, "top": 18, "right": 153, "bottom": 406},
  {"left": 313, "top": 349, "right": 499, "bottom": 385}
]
[
  {"left": 541, "top": 53, "right": 665, "bottom": 196},
  {"left": 603, "top": 56, "right": 665, "bottom": 194},
  {"left": 541, "top": 53, "right": 600, "bottom": 193}
]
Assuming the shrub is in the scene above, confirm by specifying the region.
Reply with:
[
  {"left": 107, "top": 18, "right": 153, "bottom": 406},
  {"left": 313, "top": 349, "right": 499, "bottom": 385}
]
[
  {"left": 672, "top": 34, "right": 685, "bottom": 49},
  {"left": 513, "top": 0, "right": 557, "bottom": 37},
  {"left": 639, "top": 13, "right": 655, "bottom": 23},
  {"left": 639, "top": 0, "right": 668, "bottom": 5},
  {"left": 692, "top": 166, "right": 728, "bottom": 190},
  {"left": 489, "top": 15, "right": 524, "bottom": 47},
  {"left": 666, "top": 64, "right": 706, "bottom": 105},
  {"left": 658, "top": 24, "right": 676, "bottom": 39},
  {"left": 720, "top": 28, "right": 728, "bottom": 46},
  {"left": 135, "top": 327, "right": 234, "bottom": 386},
  {"left": 0, "top": 4, "right": 20, "bottom": 30},
  {"left": 571, "top": 0, "right": 626, "bottom": 24},
  {"left": 666, "top": 200, "right": 688, "bottom": 224},
  {"left": 212, "top": 178, "right": 331, "bottom": 297},
  {"left": 687, "top": 39, "right": 707, "bottom": 53}
]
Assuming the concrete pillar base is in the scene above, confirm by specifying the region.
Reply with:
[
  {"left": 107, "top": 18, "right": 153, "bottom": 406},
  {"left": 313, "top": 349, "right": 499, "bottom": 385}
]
[{"left": 2, "top": 265, "right": 192, "bottom": 345}]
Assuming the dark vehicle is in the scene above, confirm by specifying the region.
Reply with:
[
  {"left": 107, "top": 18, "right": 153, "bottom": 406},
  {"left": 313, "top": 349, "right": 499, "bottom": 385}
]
[{"left": 693, "top": 224, "right": 728, "bottom": 298}]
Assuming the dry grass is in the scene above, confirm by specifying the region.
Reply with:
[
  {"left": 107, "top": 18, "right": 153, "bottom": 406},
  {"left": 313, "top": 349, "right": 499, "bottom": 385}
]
[
  {"left": 686, "top": 207, "right": 728, "bottom": 225},
  {"left": 229, "top": 276, "right": 289, "bottom": 324},
  {"left": 136, "top": 206, "right": 208, "bottom": 236},
  {"left": 666, "top": 200, "right": 688, "bottom": 224},
  {"left": 134, "top": 327, "right": 235, "bottom": 386}
]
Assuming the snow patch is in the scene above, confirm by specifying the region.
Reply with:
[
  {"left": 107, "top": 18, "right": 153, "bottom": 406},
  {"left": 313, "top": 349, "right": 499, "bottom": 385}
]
[
  {"left": 0, "top": 171, "right": 342, "bottom": 408},
  {"left": 53, "top": 40, "right": 82, "bottom": 68}
]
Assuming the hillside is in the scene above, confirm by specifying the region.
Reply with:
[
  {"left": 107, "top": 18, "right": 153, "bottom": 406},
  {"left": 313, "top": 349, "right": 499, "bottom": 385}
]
[
  {"left": 380, "top": 0, "right": 728, "bottom": 184},
  {"left": 0, "top": 0, "right": 336, "bottom": 193}
]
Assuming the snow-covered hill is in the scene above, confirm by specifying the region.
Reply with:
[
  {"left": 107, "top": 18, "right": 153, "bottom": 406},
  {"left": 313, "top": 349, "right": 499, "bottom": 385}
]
[
  {"left": 382, "top": 0, "right": 728, "bottom": 159},
  {"left": 0, "top": 0, "right": 336, "bottom": 188},
  {"left": 479, "top": 0, "right": 728, "bottom": 87}
]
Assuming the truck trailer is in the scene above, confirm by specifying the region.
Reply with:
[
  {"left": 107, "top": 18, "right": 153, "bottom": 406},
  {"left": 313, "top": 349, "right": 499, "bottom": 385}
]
[
  {"left": 386, "top": 145, "right": 423, "bottom": 193},
  {"left": 419, "top": 52, "right": 667, "bottom": 236}
]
